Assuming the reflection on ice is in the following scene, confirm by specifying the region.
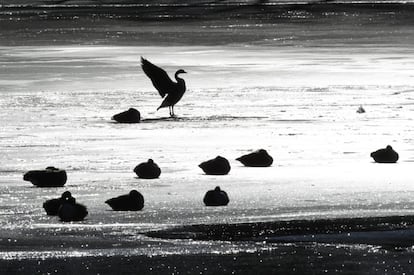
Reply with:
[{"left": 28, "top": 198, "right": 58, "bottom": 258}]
[
  {"left": 0, "top": 237, "right": 388, "bottom": 261},
  {"left": 31, "top": 222, "right": 164, "bottom": 230},
  {"left": 0, "top": 23, "right": 414, "bottom": 264}
]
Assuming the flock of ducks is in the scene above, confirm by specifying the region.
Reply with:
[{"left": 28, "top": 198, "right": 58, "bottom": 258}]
[
  {"left": 21, "top": 60, "right": 401, "bottom": 222},
  {"left": 23, "top": 149, "right": 273, "bottom": 222},
  {"left": 23, "top": 146, "right": 399, "bottom": 222}
]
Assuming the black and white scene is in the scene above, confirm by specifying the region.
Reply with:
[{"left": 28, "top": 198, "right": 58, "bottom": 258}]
[{"left": 0, "top": 0, "right": 414, "bottom": 274}]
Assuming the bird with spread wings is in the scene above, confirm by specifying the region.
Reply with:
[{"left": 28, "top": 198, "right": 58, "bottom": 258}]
[{"left": 141, "top": 57, "right": 187, "bottom": 117}]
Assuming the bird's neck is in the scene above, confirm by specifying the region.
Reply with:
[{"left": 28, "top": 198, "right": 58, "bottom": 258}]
[
  {"left": 175, "top": 72, "right": 183, "bottom": 81},
  {"left": 175, "top": 73, "right": 186, "bottom": 89}
]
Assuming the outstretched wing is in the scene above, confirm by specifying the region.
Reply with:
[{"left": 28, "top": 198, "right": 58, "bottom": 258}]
[{"left": 141, "top": 57, "right": 175, "bottom": 98}]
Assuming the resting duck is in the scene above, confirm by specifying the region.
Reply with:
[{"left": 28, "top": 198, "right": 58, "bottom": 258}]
[
  {"left": 133, "top": 159, "right": 161, "bottom": 179},
  {"left": 105, "top": 190, "right": 144, "bottom": 211},
  {"left": 43, "top": 191, "right": 72, "bottom": 215},
  {"left": 199, "top": 156, "right": 231, "bottom": 175},
  {"left": 58, "top": 196, "right": 88, "bottom": 222},
  {"left": 236, "top": 149, "right": 273, "bottom": 167},
  {"left": 23, "top": 166, "right": 67, "bottom": 187},
  {"left": 112, "top": 108, "right": 141, "bottom": 123},
  {"left": 203, "top": 186, "right": 229, "bottom": 206},
  {"left": 370, "top": 145, "right": 399, "bottom": 163}
]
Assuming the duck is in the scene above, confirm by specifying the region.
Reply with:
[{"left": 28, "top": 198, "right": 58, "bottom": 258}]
[
  {"left": 203, "top": 186, "right": 229, "bottom": 206},
  {"left": 112, "top": 108, "right": 141, "bottom": 123},
  {"left": 105, "top": 190, "right": 144, "bottom": 211},
  {"left": 133, "top": 159, "right": 161, "bottom": 179},
  {"left": 236, "top": 149, "right": 273, "bottom": 167},
  {"left": 58, "top": 196, "right": 88, "bottom": 222},
  {"left": 370, "top": 145, "right": 399, "bottom": 163},
  {"left": 23, "top": 166, "right": 67, "bottom": 187},
  {"left": 43, "top": 191, "right": 72, "bottom": 216},
  {"left": 199, "top": 156, "right": 231, "bottom": 175}
]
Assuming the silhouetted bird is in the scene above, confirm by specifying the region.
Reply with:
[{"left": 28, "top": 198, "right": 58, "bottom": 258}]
[
  {"left": 43, "top": 191, "right": 72, "bottom": 216},
  {"left": 134, "top": 159, "right": 161, "bottom": 179},
  {"left": 357, "top": 105, "right": 366, "bottom": 114},
  {"left": 236, "top": 149, "right": 273, "bottom": 167},
  {"left": 203, "top": 186, "right": 229, "bottom": 206},
  {"left": 58, "top": 196, "right": 88, "bottom": 222},
  {"left": 141, "top": 57, "right": 187, "bottom": 117},
  {"left": 199, "top": 156, "right": 231, "bottom": 175},
  {"left": 371, "top": 145, "right": 399, "bottom": 163},
  {"left": 23, "top": 166, "right": 67, "bottom": 187},
  {"left": 105, "top": 190, "right": 144, "bottom": 211},
  {"left": 112, "top": 108, "right": 141, "bottom": 123}
]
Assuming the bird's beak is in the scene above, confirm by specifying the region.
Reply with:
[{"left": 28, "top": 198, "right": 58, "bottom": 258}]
[{"left": 183, "top": 70, "right": 187, "bottom": 74}]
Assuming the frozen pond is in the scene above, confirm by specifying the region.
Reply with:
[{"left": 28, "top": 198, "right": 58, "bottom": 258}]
[{"left": 1, "top": 3, "right": 414, "bottom": 273}]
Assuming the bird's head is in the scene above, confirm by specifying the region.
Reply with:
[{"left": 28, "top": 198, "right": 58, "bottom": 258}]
[
  {"left": 176, "top": 69, "right": 187, "bottom": 75},
  {"left": 129, "top": 190, "right": 140, "bottom": 198},
  {"left": 61, "top": 191, "right": 72, "bottom": 199}
]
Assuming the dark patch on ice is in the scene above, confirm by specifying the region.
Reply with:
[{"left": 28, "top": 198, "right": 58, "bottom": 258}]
[
  {"left": 0, "top": 169, "right": 26, "bottom": 173},
  {"left": 3, "top": 144, "right": 60, "bottom": 148},
  {"left": 145, "top": 215, "right": 414, "bottom": 248},
  {"left": 393, "top": 89, "right": 414, "bottom": 95}
]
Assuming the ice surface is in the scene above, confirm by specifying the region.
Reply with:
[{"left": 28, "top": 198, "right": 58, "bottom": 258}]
[
  {"left": 1, "top": 44, "right": 413, "bottom": 259},
  {"left": 0, "top": 5, "right": 414, "bottom": 263}
]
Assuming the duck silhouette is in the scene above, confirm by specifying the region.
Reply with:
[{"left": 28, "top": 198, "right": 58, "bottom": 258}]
[
  {"left": 141, "top": 57, "right": 187, "bottom": 117},
  {"left": 112, "top": 108, "right": 141, "bottom": 123},
  {"left": 134, "top": 159, "right": 161, "bottom": 179},
  {"left": 105, "top": 190, "right": 144, "bottom": 211},
  {"left": 43, "top": 191, "right": 72, "bottom": 216},
  {"left": 203, "top": 186, "right": 229, "bottom": 206},
  {"left": 23, "top": 166, "right": 67, "bottom": 187},
  {"left": 370, "top": 145, "right": 399, "bottom": 163},
  {"left": 58, "top": 196, "right": 88, "bottom": 222},
  {"left": 199, "top": 156, "right": 231, "bottom": 175},
  {"left": 236, "top": 149, "right": 273, "bottom": 167}
]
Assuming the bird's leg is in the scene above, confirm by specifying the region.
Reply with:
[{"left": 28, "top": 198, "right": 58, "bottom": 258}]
[
  {"left": 169, "top": 106, "right": 172, "bottom": 117},
  {"left": 171, "top": 106, "right": 176, "bottom": 118}
]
